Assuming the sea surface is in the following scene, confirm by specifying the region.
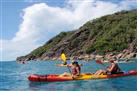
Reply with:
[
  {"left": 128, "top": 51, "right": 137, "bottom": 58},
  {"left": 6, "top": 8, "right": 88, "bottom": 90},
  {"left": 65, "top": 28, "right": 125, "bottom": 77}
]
[{"left": 0, "top": 60, "right": 137, "bottom": 91}]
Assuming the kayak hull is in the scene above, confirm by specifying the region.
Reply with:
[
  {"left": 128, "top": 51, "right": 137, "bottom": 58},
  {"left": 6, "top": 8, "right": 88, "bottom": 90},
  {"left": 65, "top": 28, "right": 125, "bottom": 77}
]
[{"left": 28, "top": 70, "right": 137, "bottom": 82}]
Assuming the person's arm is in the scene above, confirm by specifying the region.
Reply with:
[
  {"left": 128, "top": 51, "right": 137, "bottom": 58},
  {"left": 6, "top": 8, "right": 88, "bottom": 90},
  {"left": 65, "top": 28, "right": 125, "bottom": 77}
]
[
  {"left": 56, "top": 64, "right": 71, "bottom": 67},
  {"left": 67, "top": 64, "right": 72, "bottom": 67},
  {"left": 107, "top": 63, "right": 115, "bottom": 72}
]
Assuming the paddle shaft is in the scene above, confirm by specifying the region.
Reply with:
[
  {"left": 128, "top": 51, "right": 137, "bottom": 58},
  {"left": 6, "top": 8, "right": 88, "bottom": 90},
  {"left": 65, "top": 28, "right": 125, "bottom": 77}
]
[
  {"left": 95, "top": 60, "right": 107, "bottom": 68},
  {"left": 67, "top": 66, "right": 72, "bottom": 74}
]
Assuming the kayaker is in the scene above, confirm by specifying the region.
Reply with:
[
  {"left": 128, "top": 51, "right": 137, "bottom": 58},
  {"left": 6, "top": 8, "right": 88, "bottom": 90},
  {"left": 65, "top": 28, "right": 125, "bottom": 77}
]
[
  {"left": 95, "top": 60, "right": 122, "bottom": 75},
  {"left": 60, "top": 61, "right": 81, "bottom": 78},
  {"left": 71, "top": 61, "right": 81, "bottom": 77}
]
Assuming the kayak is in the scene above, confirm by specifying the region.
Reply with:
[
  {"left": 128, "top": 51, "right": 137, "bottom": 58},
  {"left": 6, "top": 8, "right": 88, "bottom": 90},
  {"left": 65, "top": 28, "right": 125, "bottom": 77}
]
[{"left": 28, "top": 70, "right": 137, "bottom": 82}]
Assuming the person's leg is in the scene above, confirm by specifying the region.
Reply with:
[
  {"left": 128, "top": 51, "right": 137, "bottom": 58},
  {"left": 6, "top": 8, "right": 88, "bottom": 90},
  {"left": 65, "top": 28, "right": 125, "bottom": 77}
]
[
  {"left": 59, "top": 72, "right": 71, "bottom": 77},
  {"left": 94, "top": 69, "right": 102, "bottom": 75},
  {"left": 95, "top": 70, "right": 106, "bottom": 75}
]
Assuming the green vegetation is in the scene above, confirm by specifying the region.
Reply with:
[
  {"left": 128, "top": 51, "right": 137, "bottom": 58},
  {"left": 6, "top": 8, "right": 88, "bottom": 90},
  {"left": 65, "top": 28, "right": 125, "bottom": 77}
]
[
  {"left": 17, "top": 9, "right": 137, "bottom": 60},
  {"left": 85, "top": 10, "right": 137, "bottom": 53},
  {"left": 28, "top": 31, "right": 74, "bottom": 58}
]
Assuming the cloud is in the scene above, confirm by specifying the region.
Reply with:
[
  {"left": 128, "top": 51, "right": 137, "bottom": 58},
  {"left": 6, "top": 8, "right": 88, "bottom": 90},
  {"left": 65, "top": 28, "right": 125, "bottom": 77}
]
[{"left": 1, "top": 0, "right": 137, "bottom": 61}]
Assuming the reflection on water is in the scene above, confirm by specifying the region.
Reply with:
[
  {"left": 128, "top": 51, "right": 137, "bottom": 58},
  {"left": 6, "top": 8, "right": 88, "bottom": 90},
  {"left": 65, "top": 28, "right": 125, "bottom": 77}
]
[
  {"left": 29, "top": 80, "right": 90, "bottom": 91},
  {"left": 28, "top": 76, "right": 137, "bottom": 91}
]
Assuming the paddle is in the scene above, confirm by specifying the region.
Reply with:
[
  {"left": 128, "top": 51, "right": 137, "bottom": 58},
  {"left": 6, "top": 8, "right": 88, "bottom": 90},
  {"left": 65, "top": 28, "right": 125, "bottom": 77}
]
[
  {"left": 95, "top": 60, "right": 106, "bottom": 66},
  {"left": 61, "top": 53, "right": 67, "bottom": 65},
  {"left": 60, "top": 53, "right": 72, "bottom": 74}
]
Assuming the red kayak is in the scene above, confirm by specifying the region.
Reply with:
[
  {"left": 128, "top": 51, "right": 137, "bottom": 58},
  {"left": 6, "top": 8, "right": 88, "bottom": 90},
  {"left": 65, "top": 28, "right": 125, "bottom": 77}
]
[{"left": 28, "top": 70, "right": 137, "bottom": 82}]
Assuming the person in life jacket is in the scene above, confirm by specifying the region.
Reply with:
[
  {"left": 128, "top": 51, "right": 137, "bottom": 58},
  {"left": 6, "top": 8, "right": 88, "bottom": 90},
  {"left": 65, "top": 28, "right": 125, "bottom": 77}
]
[
  {"left": 95, "top": 60, "right": 122, "bottom": 75},
  {"left": 59, "top": 61, "right": 81, "bottom": 78},
  {"left": 71, "top": 61, "right": 81, "bottom": 77}
]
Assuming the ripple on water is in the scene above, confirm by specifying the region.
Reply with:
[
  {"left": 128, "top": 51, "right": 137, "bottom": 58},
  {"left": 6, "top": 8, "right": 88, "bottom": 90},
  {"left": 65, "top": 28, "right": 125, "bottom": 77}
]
[{"left": 0, "top": 61, "right": 137, "bottom": 91}]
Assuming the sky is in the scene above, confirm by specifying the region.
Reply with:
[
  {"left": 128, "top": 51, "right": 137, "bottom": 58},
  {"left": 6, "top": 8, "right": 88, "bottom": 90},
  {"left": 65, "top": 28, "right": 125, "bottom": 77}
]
[{"left": 1, "top": 0, "right": 137, "bottom": 61}]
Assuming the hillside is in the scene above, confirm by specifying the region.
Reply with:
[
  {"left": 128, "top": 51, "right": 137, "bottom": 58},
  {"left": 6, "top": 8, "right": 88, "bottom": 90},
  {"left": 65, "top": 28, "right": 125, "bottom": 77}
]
[{"left": 17, "top": 9, "right": 137, "bottom": 61}]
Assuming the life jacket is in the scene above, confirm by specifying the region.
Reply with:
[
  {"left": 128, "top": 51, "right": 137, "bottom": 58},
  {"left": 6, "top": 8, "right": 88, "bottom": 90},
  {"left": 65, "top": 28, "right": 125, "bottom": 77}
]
[
  {"left": 107, "top": 63, "right": 121, "bottom": 74},
  {"left": 71, "top": 65, "right": 81, "bottom": 75}
]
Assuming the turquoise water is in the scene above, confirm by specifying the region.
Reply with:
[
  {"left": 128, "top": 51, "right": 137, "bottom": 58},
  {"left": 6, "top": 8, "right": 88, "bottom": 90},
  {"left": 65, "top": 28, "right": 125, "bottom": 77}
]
[{"left": 0, "top": 60, "right": 137, "bottom": 91}]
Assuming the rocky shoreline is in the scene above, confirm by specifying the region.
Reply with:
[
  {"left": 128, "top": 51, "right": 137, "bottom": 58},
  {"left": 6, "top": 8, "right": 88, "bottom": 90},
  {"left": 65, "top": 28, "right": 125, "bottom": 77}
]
[{"left": 17, "top": 51, "right": 137, "bottom": 63}]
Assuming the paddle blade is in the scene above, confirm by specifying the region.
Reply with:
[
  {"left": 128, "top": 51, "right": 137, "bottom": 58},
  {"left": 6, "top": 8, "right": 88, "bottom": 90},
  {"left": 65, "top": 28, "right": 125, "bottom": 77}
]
[
  {"left": 61, "top": 53, "right": 66, "bottom": 62},
  {"left": 96, "top": 60, "right": 103, "bottom": 64}
]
